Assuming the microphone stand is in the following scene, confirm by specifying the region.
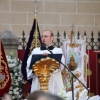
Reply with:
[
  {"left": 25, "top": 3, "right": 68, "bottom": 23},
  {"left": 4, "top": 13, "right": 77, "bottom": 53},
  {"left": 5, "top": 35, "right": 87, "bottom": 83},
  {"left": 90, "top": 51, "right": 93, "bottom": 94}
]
[
  {"left": 71, "top": 76, "right": 74, "bottom": 100},
  {"left": 43, "top": 45, "right": 89, "bottom": 100}
]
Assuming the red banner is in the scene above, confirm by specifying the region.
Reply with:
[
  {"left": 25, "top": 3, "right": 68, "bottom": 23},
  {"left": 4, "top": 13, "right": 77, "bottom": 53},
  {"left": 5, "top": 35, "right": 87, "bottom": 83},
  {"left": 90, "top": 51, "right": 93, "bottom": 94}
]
[
  {"left": 87, "top": 50, "right": 100, "bottom": 96},
  {"left": 18, "top": 50, "right": 31, "bottom": 97},
  {"left": 0, "top": 40, "right": 11, "bottom": 97}
]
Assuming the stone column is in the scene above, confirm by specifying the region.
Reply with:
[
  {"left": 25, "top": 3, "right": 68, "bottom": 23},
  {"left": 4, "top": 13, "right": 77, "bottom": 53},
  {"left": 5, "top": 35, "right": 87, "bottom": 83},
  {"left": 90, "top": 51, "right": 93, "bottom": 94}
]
[{"left": 0, "top": 30, "right": 19, "bottom": 59}]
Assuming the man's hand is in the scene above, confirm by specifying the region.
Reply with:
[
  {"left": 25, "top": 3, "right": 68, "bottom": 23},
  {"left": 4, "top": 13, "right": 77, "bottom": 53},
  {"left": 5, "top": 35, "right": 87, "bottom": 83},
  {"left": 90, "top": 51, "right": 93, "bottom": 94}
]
[{"left": 42, "top": 53, "right": 48, "bottom": 56}]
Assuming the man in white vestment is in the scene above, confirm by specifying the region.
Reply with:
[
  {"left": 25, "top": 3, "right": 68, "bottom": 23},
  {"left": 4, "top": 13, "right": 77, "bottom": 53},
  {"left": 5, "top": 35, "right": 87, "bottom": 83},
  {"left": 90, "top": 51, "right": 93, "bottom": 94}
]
[{"left": 26, "top": 30, "right": 65, "bottom": 95}]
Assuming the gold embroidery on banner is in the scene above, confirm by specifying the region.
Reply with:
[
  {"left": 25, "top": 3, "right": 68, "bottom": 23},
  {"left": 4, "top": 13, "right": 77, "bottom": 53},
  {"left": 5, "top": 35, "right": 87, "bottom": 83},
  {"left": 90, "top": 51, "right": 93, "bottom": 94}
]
[
  {"left": 29, "top": 29, "right": 41, "bottom": 54},
  {"left": 29, "top": 17, "right": 41, "bottom": 56},
  {"left": 84, "top": 55, "right": 87, "bottom": 80},
  {"left": 0, "top": 57, "right": 9, "bottom": 89}
]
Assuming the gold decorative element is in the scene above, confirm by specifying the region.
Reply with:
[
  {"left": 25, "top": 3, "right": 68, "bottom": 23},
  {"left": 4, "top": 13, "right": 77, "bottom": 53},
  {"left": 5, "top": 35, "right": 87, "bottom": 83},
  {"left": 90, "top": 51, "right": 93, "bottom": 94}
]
[
  {"left": 75, "top": 71, "right": 81, "bottom": 78},
  {"left": 29, "top": 18, "right": 41, "bottom": 56},
  {"left": 76, "top": 91, "right": 79, "bottom": 100},
  {"left": 0, "top": 41, "right": 10, "bottom": 89},
  {"left": 75, "top": 84, "right": 84, "bottom": 92},
  {"left": 69, "top": 43, "right": 78, "bottom": 48},
  {"left": 0, "top": 67, "right": 5, "bottom": 82},
  {"left": 0, "top": 52, "right": 2, "bottom": 73},
  {"left": 61, "top": 68, "right": 70, "bottom": 78},
  {"left": 88, "top": 92, "right": 95, "bottom": 98},
  {"left": 0, "top": 59, "right": 10, "bottom": 89},
  {"left": 32, "top": 57, "right": 59, "bottom": 92},
  {"left": 62, "top": 69, "right": 81, "bottom": 91},
  {"left": 75, "top": 82, "right": 86, "bottom": 99},
  {"left": 87, "top": 69, "right": 92, "bottom": 76},
  {"left": 84, "top": 55, "right": 88, "bottom": 82},
  {"left": 61, "top": 68, "right": 70, "bottom": 84}
]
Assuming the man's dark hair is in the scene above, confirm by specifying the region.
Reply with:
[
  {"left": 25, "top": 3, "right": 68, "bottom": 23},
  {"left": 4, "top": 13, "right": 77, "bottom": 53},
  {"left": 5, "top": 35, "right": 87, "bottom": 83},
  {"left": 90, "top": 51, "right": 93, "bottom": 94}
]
[
  {"left": 46, "top": 93, "right": 64, "bottom": 100},
  {"left": 44, "top": 30, "right": 54, "bottom": 37},
  {"left": 27, "top": 90, "right": 64, "bottom": 100},
  {"left": 27, "top": 91, "right": 46, "bottom": 100}
]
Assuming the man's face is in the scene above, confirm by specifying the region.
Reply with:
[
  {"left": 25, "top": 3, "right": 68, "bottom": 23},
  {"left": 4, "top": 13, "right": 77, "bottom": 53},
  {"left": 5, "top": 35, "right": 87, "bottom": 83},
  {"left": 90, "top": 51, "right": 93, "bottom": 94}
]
[{"left": 41, "top": 31, "right": 54, "bottom": 46}]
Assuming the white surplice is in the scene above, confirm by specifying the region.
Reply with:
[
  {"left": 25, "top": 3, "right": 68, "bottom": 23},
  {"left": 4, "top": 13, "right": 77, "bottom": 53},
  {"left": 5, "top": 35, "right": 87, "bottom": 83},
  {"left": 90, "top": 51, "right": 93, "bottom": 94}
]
[{"left": 26, "top": 47, "right": 65, "bottom": 95}]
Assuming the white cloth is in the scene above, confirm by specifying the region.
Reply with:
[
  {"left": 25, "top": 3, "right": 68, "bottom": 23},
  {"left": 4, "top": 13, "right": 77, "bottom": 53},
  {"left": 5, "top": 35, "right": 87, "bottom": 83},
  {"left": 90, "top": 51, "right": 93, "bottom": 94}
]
[
  {"left": 88, "top": 95, "right": 100, "bottom": 100},
  {"left": 26, "top": 47, "right": 65, "bottom": 94}
]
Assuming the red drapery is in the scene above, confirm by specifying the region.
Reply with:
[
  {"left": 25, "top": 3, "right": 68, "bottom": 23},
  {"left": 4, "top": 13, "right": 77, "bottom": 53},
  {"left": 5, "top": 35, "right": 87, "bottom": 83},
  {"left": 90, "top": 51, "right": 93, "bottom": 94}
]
[{"left": 87, "top": 50, "right": 100, "bottom": 96}]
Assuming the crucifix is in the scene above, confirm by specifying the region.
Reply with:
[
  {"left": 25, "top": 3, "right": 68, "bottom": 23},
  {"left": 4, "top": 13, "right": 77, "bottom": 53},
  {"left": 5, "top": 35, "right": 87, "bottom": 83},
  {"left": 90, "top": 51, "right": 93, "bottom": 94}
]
[
  {"left": 70, "top": 23, "right": 75, "bottom": 47},
  {"left": 71, "top": 23, "right": 75, "bottom": 31}
]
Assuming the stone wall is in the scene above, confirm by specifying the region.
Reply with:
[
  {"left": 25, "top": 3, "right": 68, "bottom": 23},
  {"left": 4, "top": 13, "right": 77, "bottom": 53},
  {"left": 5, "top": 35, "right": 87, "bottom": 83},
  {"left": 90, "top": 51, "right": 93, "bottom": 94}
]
[
  {"left": 0, "top": 0, "right": 100, "bottom": 38},
  {"left": 0, "top": 30, "right": 19, "bottom": 58}
]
